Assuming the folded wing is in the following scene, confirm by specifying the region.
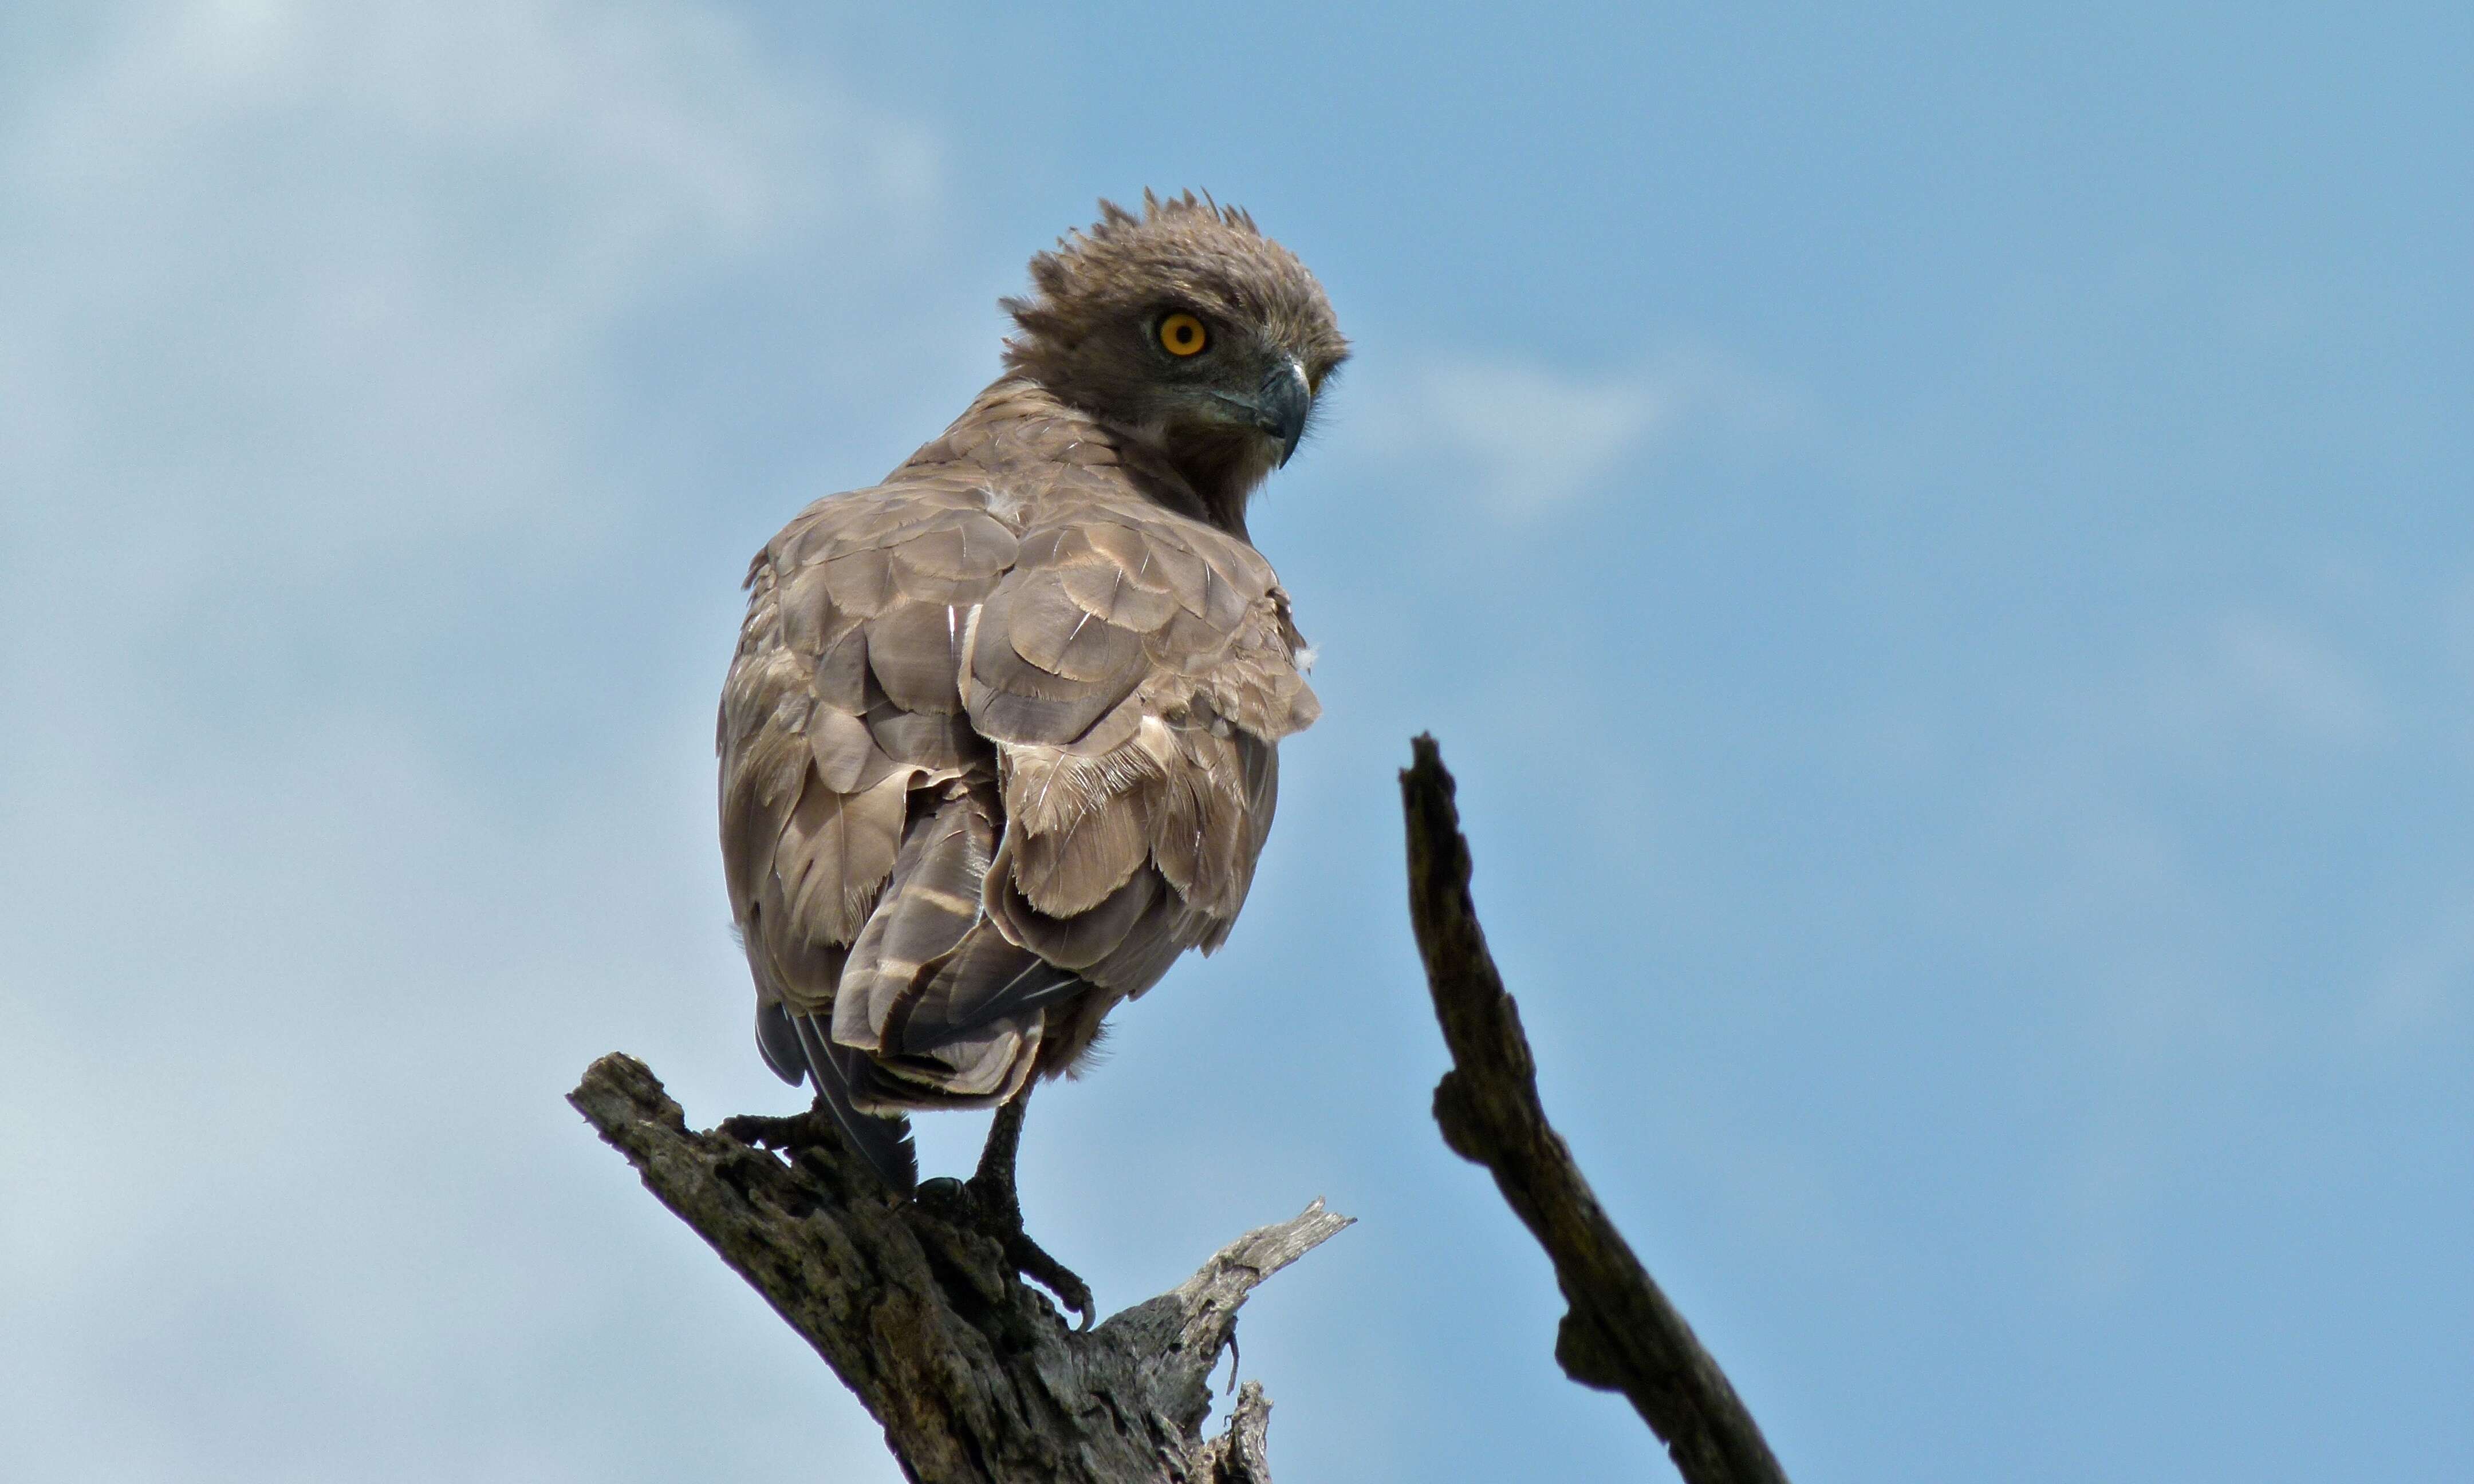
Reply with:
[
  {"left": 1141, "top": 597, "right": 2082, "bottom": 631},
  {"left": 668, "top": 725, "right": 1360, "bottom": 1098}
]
[{"left": 721, "top": 453, "right": 1318, "bottom": 1190}]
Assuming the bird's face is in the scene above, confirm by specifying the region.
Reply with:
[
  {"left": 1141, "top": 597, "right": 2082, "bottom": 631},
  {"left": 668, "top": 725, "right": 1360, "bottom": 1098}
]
[
  {"left": 1127, "top": 300, "right": 1326, "bottom": 477},
  {"left": 1002, "top": 194, "right": 1348, "bottom": 528},
  {"left": 1020, "top": 293, "right": 1338, "bottom": 508}
]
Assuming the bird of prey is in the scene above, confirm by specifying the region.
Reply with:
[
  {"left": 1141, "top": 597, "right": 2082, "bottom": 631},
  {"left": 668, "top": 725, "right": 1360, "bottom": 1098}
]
[{"left": 718, "top": 192, "right": 1345, "bottom": 1315}]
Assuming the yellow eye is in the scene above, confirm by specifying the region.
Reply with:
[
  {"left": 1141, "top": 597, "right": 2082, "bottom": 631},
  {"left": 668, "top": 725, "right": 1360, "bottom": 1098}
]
[{"left": 1157, "top": 312, "right": 1208, "bottom": 357}]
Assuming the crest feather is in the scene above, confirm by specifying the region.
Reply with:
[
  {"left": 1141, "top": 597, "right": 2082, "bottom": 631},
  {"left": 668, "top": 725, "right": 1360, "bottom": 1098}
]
[{"left": 999, "top": 191, "right": 1340, "bottom": 372}]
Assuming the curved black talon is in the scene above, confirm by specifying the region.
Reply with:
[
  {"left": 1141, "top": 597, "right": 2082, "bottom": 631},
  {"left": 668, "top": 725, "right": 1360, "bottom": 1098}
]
[
  {"left": 968, "top": 1178, "right": 1096, "bottom": 1332},
  {"left": 737, "top": 1085, "right": 1096, "bottom": 1325},
  {"left": 912, "top": 1174, "right": 1096, "bottom": 1329},
  {"left": 1004, "top": 1233, "right": 1096, "bottom": 1332},
  {"left": 908, "top": 1087, "right": 1096, "bottom": 1329}
]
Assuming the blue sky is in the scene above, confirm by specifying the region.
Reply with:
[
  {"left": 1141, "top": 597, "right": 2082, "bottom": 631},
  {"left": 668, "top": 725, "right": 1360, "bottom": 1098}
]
[{"left": 2, "top": 3, "right": 2467, "bottom": 1480}]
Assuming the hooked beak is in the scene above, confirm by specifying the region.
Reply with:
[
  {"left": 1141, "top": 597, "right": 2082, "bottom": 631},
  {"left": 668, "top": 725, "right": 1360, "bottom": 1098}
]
[
  {"left": 1201, "top": 358, "right": 1314, "bottom": 468},
  {"left": 1259, "top": 357, "right": 1313, "bottom": 468}
]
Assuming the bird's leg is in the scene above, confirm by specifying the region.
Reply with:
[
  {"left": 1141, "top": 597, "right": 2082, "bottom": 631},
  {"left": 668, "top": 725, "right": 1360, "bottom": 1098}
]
[{"left": 924, "top": 1082, "right": 1095, "bottom": 1329}]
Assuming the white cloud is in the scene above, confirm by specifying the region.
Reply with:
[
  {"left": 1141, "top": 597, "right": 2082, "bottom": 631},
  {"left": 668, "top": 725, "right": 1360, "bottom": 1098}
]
[
  {"left": 0, "top": 0, "right": 935, "bottom": 600},
  {"left": 2358, "top": 886, "right": 2474, "bottom": 1043},
  {"left": 0, "top": 4, "right": 939, "bottom": 1479},
  {"left": 2161, "top": 609, "right": 2389, "bottom": 756},
  {"left": 1972, "top": 602, "right": 2410, "bottom": 1292},
  {"left": 1347, "top": 345, "right": 1803, "bottom": 517},
  {"left": 1406, "top": 357, "right": 1671, "bottom": 511}
]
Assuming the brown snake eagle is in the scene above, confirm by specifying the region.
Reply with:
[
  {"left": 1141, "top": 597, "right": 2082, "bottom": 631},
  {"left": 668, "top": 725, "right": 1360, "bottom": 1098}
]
[{"left": 718, "top": 194, "right": 1344, "bottom": 1316}]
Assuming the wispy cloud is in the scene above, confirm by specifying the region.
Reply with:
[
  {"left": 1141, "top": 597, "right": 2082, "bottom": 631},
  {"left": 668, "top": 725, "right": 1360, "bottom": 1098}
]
[
  {"left": 0, "top": 0, "right": 936, "bottom": 598},
  {"left": 2156, "top": 609, "right": 2391, "bottom": 757},
  {"left": 1972, "top": 602, "right": 2408, "bottom": 1292},
  {"left": 1345, "top": 345, "right": 1805, "bottom": 517},
  {"left": 2359, "top": 885, "right": 2474, "bottom": 1044},
  {"left": 0, "top": 4, "right": 939, "bottom": 1479}
]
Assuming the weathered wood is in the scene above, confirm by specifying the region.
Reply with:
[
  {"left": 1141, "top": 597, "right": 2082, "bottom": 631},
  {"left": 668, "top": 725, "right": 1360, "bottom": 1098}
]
[
  {"left": 1188, "top": 1382, "right": 1275, "bottom": 1483},
  {"left": 1400, "top": 734, "right": 1793, "bottom": 1484},
  {"left": 568, "top": 1053, "right": 1345, "bottom": 1483}
]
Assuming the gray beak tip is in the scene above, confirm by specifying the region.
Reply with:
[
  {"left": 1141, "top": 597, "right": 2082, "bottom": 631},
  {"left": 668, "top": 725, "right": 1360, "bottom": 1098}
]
[{"left": 1264, "top": 359, "right": 1311, "bottom": 469}]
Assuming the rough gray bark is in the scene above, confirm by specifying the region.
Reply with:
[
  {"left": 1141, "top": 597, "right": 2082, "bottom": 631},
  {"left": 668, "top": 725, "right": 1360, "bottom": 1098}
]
[
  {"left": 568, "top": 1053, "right": 1345, "bottom": 1484},
  {"left": 1401, "top": 735, "right": 1793, "bottom": 1484}
]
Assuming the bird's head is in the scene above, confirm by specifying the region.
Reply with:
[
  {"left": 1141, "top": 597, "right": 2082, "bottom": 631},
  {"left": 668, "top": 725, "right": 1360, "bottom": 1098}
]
[{"left": 1001, "top": 191, "right": 1348, "bottom": 530}]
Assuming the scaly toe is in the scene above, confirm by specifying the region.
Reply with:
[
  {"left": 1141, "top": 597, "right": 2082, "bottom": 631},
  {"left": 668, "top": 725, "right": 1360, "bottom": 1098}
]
[{"left": 912, "top": 1178, "right": 1093, "bottom": 1328}]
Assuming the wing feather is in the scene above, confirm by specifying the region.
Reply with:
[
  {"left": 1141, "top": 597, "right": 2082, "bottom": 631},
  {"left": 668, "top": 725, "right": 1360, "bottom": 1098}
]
[
  {"left": 865, "top": 599, "right": 967, "bottom": 715},
  {"left": 721, "top": 384, "right": 1321, "bottom": 1118}
]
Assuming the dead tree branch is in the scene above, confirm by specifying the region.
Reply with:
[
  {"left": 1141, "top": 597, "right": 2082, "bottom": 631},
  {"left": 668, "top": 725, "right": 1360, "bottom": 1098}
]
[
  {"left": 569, "top": 1053, "right": 1347, "bottom": 1483},
  {"left": 1400, "top": 734, "right": 1792, "bottom": 1484}
]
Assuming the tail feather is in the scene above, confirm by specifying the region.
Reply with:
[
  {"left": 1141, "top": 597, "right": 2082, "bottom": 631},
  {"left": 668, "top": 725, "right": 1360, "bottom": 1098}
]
[
  {"left": 753, "top": 998, "right": 806, "bottom": 1086},
  {"left": 791, "top": 1012, "right": 918, "bottom": 1193},
  {"left": 832, "top": 781, "right": 1096, "bottom": 1096},
  {"left": 834, "top": 787, "right": 996, "bottom": 1050},
  {"left": 889, "top": 931, "right": 1085, "bottom": 1054}
]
